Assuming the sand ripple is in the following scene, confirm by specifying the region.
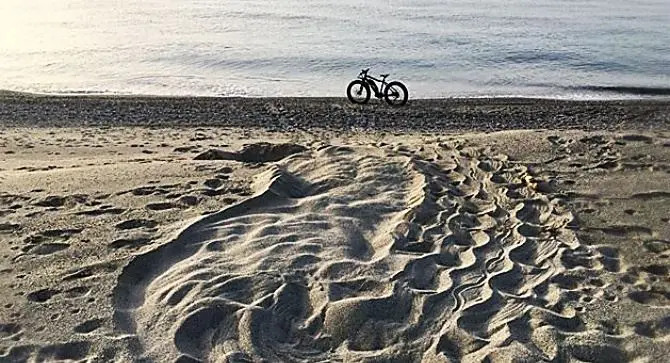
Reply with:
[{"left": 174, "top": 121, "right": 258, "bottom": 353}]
[{"left": 112, "top": 143, "right": 615, "bottom": 362}]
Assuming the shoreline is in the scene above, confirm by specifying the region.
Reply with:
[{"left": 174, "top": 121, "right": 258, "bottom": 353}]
[
  {"left": 1, "top": 91, "right": 669, "bottom": 131},
  {"left": 4, "top": 89, "right": 670, "bottom": 102},
  {"left": 3, "top": 84, "right": 670, "bottom": 100}
]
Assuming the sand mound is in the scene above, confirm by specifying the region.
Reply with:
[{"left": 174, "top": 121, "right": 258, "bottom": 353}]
[
  {"left": 194, "top": 143, "right": 307, "bottom": 163},
  {"left": 112, "top": 143, "right": 620, "bottom": 362}
]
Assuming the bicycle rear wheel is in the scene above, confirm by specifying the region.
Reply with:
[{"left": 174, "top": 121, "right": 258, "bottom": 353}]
[
  {"left": 384, "top": 81, "right": 408, "bottom": 106},
  {"left": 347, "top": 80, "right": 371, "bottom": 104}
]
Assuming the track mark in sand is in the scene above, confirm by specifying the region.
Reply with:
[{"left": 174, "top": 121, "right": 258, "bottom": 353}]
[
  {"left": 62, "top": 262, "right": 117, "bottom": 282},
  {"left": 26, "top": 228, "right": 83, "bottom": 244},
  {"left": 203, "top": 178, "right": 224, "bottom": 189},
  {"left": 111, "top": 144, "right": 612, "bottom": 362},
  {"left": 177, "top": 195, "right": 199, "bottom": 207},
  {"left": 620, "top": 134, "right": 653, "bottom": 143},
  {"left": 25, "top": 243, "right": 70, "bottom": 255},
  {"left": 27, "top": 288, "right": 60, "bottom": 303},
  {"left": 0, "top": 222, "right": 20, "bottom": 234},
  {"left": 76, "top": 206, "right": 126, "bottom": 216},
  {"left": 173, "top": 146, "right": 198, "bottom": 153},
  {"left": 118, "top": 184, "right": 181, "bottom": 197},
  {"left": 644, "top": 240, "right": 670, "bottom": 254},
  {"left": 634, "top": 316, "right": 670, "bottom": 338},
  {"left": 194, "top": 142, "right": 307, "bottom": 162},
  {"left": 17, "top": 228, "right": 82, "bottom": 258},
  {"left": 146, "top": 202, "right": 178, "bottom": 211},
  {"left": 630, "top": 191, "right": 670, "bottom": 200},
  {"left": 63, "top": 268, "right": 95, "bottom": 281},
  {"left": 0, "top": 323, "right": 22, "bottom": 339},
  {"left": 0, "top": 193, "right": 30, "bottom": 207},
  {"left": 64, "top": 286, "right": 91, "bottom": 299},
  {"left": 640, "top": 264, "right": 669, "bottom": 276},
  {"left": 33, "top": 194, "right": 87, "bottom": 208},
  {"left": 109, "top": 236, "right": 152, "bottom": 250},
  {"left": 597, "top": 225, "right": 654, "bottom": 238},
  {"left": 216, "top": 166, "right": 234, "bottom": 174},
  {"left": 628, "top": 289, "right": 670, "bottom": 307},
  {"left": 74, "top": 319, "right": 104, "bottom": 334},
  {"left": 197, "top": 186, "right": 250, "bottom": 198},
  {"left": 0, "top": 210, "right": 18, "bottom": 218},
  {"left": 2, "top": 342, "right": 92, "bottom": 362},
  {"left": 115, "top": 218, "right": 157, "bottom": 230}
]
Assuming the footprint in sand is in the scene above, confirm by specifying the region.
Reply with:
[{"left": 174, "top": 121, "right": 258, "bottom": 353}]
[
  {"left": 24, "top": 243, "right": 70, "bottom": 255},
  {"left": 17, "top": 228, "right": 83, "bottom": 258},
  {"left": 640, "top": 264, "right": 669, "bottom": 276},
  {"left": 173, "top": 146, "right": 199, "bottom": 153},
  {"left": 198, "top": 188, "right": 227, "bottom": 197},
  {"left": 644, "top": 240, "right": 670, "bottom": 254},
  {"left": 0, "top": 222, "right": 20, "bottom": 234},
  {"left": 28, "top": 228, "right": 82, "bottom": 241},
  {"left": 203, "top": 178, "right": 224, "bottom": 189},
  {"left": 216, "top": 166, "right": 233, "bottom": 174},
  {"left": 0, "top": 323, "right": 22, "bottom": 340},
  {"left": 634, "top": 316, "right": 670, "bottom": 339},
  {"left": 621, "top": 134, "right": 654, "bottom": 143},
  {"left": 628, "top": 289, "right": 670, "bottom": 307},
  {"left": 33, "top": 195, "right": 75, "bottom": 208},
  {"left": 177, "top": 195, "right": 199, "bottom": 207},
  {"left": 110, "top": 143, "right": 618, "bottom": 362},
  {"left": 26, "top": 288, "right": 60, "bottom": 303},
  {"left": 73, "top": 319, "right": 104, "bottom": 334},
  {"left": 120, "top": 184, "right": 180, "bottom": 197},
  {"left": 1, "top": 342, "right": 91, "bottom": 362},
  {"left": 115, "top": 219, "right": 157, "bottom": 230},
  {"left": 109, "top": 236, "right": 153, "bottom": 250},
  {"left": 145, "top": 202, "right": 178, "bottom": 211}
]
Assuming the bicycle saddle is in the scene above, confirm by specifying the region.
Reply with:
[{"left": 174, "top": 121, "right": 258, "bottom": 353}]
[{"left": 380, "top": 73, "right": 390, "bottom": 78}]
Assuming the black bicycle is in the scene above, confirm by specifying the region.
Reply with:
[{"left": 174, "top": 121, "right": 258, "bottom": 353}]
[{"left": 347, "top": 68, "right": 408, "bottom": 106}]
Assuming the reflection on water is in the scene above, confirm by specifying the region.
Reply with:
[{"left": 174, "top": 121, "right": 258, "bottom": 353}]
[{"left": 1, "top": 0, "right": 668, "bottom": 98}]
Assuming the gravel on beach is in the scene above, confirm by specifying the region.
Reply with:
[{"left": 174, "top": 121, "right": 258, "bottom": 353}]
[{"left": 0, "top": 91, "right": 668, "bottom": 131}]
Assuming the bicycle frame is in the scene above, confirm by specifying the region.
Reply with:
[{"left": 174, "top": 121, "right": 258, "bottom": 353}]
[{"left": 358, "top": 73, "right": 388, "bottom": 98}]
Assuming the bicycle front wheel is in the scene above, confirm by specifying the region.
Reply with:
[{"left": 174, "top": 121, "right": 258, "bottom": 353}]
[
  {"left": 384, "top": 81, "right": 408, "bottom": 106},
  {"left": 347, "top": 80, "right": 371, "bottom": 104}
]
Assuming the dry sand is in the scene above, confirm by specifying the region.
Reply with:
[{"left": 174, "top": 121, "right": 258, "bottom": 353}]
[{"left": 0, "top": 97, "right": 669, "bottom": 362}]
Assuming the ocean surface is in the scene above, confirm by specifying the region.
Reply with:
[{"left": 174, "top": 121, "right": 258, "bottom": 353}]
[{"left": 1, "top": 0, "right": 668, "bottom": 99}]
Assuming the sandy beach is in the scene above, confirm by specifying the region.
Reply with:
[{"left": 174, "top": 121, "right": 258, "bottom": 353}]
[{"left": 0, "top": 95, "right": 669, "bottom": 362}]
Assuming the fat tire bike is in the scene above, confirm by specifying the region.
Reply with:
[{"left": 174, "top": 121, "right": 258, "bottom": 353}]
[{"left": 346, "top": 68, "right": 408, "bottom": 106}]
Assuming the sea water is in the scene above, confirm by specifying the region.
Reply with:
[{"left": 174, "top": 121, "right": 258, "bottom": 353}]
[{"left": 1, "top": 0, "right": 668, "bottom": 98}]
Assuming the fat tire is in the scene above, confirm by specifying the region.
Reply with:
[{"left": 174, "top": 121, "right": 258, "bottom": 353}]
[
  {"left": 384, "top": 81, "right": 408, "bottom": 106},
  {"left": 347, "top": 80, "right": 371, "bottom": 104}
]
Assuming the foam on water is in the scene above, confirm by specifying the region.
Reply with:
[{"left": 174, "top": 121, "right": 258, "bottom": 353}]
[{"left": 0, "top": 0, "right": 668, "bottom": 99}]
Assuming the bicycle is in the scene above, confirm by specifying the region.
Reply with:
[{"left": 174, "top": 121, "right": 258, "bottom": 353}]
[{"left": 346, "top": 68, "right": 408, "bottom": 106}]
